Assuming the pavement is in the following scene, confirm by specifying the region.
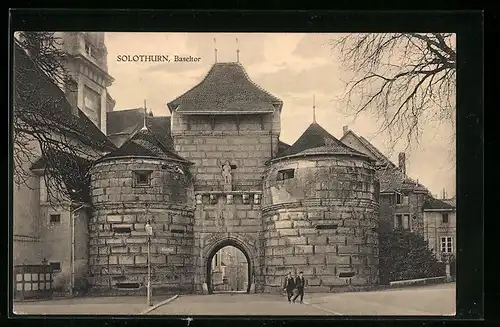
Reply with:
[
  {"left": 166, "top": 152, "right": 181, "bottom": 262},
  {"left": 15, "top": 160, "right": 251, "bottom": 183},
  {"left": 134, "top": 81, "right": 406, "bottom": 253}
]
[
  {"left": 12, "top": 295, "right": 166, "bottom": 315},
  {"left": 12, "top": 283, "right": 456, "bottom": 316},
  {"left": 147, "top": 283, "right": 456, "bottom": 316},
  {"left": 302, "top": 283, "right": 456, "bottom": 316}
]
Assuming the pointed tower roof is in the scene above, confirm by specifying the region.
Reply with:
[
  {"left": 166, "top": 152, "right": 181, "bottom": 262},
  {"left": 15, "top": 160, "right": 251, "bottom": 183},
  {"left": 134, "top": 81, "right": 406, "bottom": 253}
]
[
  {"left": 167, "top": 62, "right": 283, "bottom": 115},
  {"left": 273, "top": 122, "right": 370, "bottom": 161},
  {"left": 97, "top": 125, "right": 189, "bottom": 164}
]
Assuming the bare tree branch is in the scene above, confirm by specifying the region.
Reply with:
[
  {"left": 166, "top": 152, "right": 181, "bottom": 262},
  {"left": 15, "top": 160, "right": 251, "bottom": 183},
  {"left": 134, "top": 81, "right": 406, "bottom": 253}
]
[
  {"left": 13, "top": 32, "right": 113, "bottom": 208},
  {"left": 332, "top": 33, "right": 456, "bottom": 150}
]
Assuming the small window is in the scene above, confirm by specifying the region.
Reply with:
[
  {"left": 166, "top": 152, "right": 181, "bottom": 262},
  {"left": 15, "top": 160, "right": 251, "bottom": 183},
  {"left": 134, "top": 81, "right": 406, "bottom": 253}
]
[
  {"left": 394, "top": 214, "right": 410, "bottom": 230},
  {"left": 50, "top": 214, "right": 61, "bottom": 224},
  {"left": 402, "top": 194, "right": 409, "bottom": 205},
  {"left": 277, "top": 169, "right": 295, "bottom": 181},
  {"left": 113, "top": 225, "right": 132, "bottom": 234},
  {"left": 50, "top": 262, "right": 61, "bottom": 272},
  {"left": 441, "top": 236, "right": 453, "bottom": 253},
  {"left": 339, "top": 271, "right": 356, "bottom": 278},
  {"left": 395, "top": 192, "right": 402, "bottom": 205},
  {"left": 442, "top": 213, "right": 449, "bottom": 224},
  {"left": 403, "top": 214, "right": 410, "bottom": 230},
  {"left": 84, "top": 42, "right": 93, "bottom": 57},
  {"left": 134, "top": 171, "right": 151, "bottom": 186}
]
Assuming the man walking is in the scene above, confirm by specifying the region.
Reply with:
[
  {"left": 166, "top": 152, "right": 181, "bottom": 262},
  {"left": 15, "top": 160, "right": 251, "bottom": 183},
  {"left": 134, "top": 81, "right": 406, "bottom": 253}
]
[
  {"left": 283, "top": 272, "right": 296, "bottom": 303},
  {"left": 292, "top": 271, "right": 305, "bottom": 303}
]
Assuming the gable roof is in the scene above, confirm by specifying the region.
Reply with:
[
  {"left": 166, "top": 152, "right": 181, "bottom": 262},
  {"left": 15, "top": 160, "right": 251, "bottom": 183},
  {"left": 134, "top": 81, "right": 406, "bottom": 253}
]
[
  {"left": 273, "top": 122, "right": 369, "bottom": 161},
  {"left": 97, "top": 125, "right": 188, "bottom": 164},
  {"left": 106, "top": 108, "right": 145, "bottom": 135},
  {"left": 423, "top": 196, "right": 456, "bottom": 210},
  {"left": 341, "top": 129, "right": 397, "bottom": 169},
  {"left": 278, "top": 140, "right": 291, "bottom": 154},
  {"left": 377, "top": 167, "right": 429, "bottom": 193},
  {"left": 14, "top": 41, "right": 115, "bottom": 152},
  {"left": 167, "top": 62, "right": 283, "bottom": 114},
  {"left": 106, "top": 109, "right": 173, "bottom": 149},
  {"left": 443, "top": 197, "right": 456, "bottom": 207}
]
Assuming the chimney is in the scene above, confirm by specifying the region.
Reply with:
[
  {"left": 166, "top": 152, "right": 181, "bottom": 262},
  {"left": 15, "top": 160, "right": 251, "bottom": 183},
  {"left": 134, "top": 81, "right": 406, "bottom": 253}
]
[
  {"left": 398, "top": 152, "right": 406, "bottom": 176},
  {"left": 442, "top": 188, "right": 446, "bottom": 199},
  {"left": 343, "top": 126, "right": 349, "bottom": 136}
]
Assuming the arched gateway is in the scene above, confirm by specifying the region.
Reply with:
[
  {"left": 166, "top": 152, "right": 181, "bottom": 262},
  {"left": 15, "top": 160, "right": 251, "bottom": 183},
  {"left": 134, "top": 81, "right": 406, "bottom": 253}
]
[
  {"left": 86, "top": 61, "right": 380, "bottom": 295},
  {"left": 203, "top": 236, "right": 256, "bottom": 294}
]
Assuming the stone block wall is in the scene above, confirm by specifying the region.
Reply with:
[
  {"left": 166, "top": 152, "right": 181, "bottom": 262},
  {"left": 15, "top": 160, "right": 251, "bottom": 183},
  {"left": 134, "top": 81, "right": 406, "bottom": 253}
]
[
  {"left": 192, "top": 192, "right": 263, "bottom": 293},
  {"left": 171, "top": 112, "right": 280, "bottom": 192},
  {"left": 262, "top": 156, "right": 379, "bottom": 292},
  {"left": 91, "top": 159, "right": 194, "bottom": 206},
  {"left": 89, "top": 158, "right": 195, "bottom": 293}
]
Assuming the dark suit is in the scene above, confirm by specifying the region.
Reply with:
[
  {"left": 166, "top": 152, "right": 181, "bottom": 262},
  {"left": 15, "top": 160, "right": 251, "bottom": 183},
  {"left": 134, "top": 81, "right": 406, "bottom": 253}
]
[
  {"left": 283, "top": 277, "right": 296, "bottom": 302},
  {"left": 292, "top": 276, "right": 305, "bottom": 303}
]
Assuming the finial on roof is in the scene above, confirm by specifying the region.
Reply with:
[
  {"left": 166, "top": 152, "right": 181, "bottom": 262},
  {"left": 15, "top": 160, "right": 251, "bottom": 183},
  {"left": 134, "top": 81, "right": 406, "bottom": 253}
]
[
  {"left": 313, "top": 94, "right": 316, "bottom": 123},
  {"left": 236, "top": 37, "right": 240, "bottom": 62},
  {"left": 214, "top": 38, "right": 218, "bottom": 63},
  {"left": 141, "top": 99, "right": 147, "bottom": 131}
]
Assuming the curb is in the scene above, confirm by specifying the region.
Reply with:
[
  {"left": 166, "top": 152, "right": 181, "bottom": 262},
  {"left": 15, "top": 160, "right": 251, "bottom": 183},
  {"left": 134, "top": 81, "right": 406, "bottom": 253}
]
[
  {"left": 302, "top": 301, "right": 341, "bottom": 315},
  {"left": 141, "top": 295, "right": 179, "bottom": 314},
  {"left": 389, "top": 276, "right": 452, "bottom": 288}
]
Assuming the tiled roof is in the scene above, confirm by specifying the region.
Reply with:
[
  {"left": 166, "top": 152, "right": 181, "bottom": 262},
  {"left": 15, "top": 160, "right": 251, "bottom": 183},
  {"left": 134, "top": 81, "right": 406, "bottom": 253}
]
[
  {"left": 106, "top": 109, "right": 173, "bottom": 149},
  {"left": 98, "top": 126, "right": 188, "bottom": 163},
  {"left": 106, "top": 108, "right": 144, "bottom": 135},
  {"left": 14, "top": 42, "right": 116, "bottom": 152},
  {"left": 377, "top": 167, "right": 429, "bottom": 193},
  {"left": 30, "top": 151, "right": 91, "bottom": 171},
  {"left": 277, "top": 140, "right": 291, "bottom": 153},
  {"left": 443, "top": 198, "right": 456, "bottom": 207},
  {"left": 167, "top": 62, "right": 283, "bottom": 114},
  {"left": 341, "top": 130, "right": 397, "bottom": 169},
  {"left": 274, "top": 123, "right": 369, "bottom": 160},
  {"left": 423, "top": 196, "right": 456, "bottom": 210}
]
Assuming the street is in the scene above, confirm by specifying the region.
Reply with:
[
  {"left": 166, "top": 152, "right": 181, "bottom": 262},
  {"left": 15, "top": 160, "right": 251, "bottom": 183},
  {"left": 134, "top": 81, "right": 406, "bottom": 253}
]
[
  {"left": 12, "top": 295, "right": 163, "bottom": 315},
  {"left": 148, "top": 283, "right": 456, "bottom": 316},
  {"left": 13, "top": 283, "right": 455, "bottom": 316}
]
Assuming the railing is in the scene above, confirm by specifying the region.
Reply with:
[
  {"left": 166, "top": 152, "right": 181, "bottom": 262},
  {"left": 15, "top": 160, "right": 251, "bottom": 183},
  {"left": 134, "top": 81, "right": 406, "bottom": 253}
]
[{"left": 13, "top": 265, "right": 54, "bottom": 301}]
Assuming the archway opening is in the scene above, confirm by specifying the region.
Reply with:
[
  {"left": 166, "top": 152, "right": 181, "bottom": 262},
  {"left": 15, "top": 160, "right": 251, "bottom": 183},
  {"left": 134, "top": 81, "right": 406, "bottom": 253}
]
[{"left": 206, "top": 241, "right": 252, "bottom": 294}]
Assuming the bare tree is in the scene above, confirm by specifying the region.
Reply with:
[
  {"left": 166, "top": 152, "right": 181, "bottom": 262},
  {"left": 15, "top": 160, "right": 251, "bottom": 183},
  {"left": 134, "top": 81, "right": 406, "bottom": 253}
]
[
  {"left": 13, "top": 32, "right": 113, "bottom": 206},
  {"left": 332, "top": 33, "right": 456, "bottom": 150}
]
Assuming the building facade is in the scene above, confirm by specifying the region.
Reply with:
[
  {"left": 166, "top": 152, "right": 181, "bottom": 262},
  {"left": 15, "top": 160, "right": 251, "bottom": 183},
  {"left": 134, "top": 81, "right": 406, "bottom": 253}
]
[
  {"left": 13, "top": 32, "right": 115, "bottom": 293},
  {"left": 422, "top": 197, "right": 456, "bottom": 262},
  {"left": 83, "top": 61, "right": 381, "bottom": 294},
  {"left": 340, "top": 127, "right": 430, "bottom": 235},
  {"left": 16, "top": 34, "right": 454, "bottom": 295},
  {"left": 340, "top": 127, "right": 456, "bottom": 263}
]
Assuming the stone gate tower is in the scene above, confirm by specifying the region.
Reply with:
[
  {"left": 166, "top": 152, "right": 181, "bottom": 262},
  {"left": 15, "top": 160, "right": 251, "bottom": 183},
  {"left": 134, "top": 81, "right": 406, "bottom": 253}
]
[{"left": 167, "top": 62, "right": 283, "bottom": 293}]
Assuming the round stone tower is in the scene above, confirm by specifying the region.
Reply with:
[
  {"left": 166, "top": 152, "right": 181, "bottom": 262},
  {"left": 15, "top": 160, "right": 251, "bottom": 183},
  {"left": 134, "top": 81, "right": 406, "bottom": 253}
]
[
  {"left": 89, "top": 126, "right": 195, "bottom": 294},
  {"left": 262, "top": 123, "right": 379, "bottom": 292}
]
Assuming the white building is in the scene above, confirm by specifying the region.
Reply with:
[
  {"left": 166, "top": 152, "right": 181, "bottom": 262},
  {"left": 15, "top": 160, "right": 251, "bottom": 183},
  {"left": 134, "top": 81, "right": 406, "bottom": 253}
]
[{"left": 422, "top": 196, "right": 456, "bottom": 262}]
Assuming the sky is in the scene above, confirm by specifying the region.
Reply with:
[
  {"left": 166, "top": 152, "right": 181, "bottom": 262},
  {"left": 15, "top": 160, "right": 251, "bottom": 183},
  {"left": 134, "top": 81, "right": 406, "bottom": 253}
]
[{"left": 105, "top": 32, "right": 456, "bottom": 198}]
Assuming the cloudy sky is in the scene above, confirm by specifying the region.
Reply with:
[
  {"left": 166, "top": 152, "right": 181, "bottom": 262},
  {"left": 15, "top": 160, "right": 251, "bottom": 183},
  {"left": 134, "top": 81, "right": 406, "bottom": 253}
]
[{"left": 105, "top": 33, "right": 456, "bottom": 198}]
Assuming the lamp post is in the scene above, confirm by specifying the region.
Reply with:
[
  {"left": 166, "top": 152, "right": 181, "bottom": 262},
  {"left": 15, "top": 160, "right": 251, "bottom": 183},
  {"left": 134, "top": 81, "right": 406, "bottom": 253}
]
[{"left": 145, "top": 219, "right": 153, "bottom": 306}]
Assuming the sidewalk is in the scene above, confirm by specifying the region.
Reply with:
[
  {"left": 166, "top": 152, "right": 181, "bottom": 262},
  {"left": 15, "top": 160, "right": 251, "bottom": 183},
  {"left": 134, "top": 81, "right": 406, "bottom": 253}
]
[{"left": 12, "top": 295, "right": 170, "bottom": 315}]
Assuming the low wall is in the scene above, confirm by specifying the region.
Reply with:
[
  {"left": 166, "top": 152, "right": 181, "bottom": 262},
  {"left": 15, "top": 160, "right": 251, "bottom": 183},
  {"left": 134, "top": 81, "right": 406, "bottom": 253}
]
[{"left": 389, "top": 276, "right": 451, "bottom": 288}]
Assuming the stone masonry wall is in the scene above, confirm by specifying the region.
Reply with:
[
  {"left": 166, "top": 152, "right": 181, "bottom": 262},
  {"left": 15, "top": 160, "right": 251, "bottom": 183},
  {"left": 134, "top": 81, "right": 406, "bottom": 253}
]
[
  {"left": 193, "top": 193, "right": 263, "bottom": 293},
  {"left": 171, "top": 112, "right": 281, "bottom": 192},
  {"left": 171, "top": 112, "right": 280, "bottom": 293},
  {"left": 262, "top": 156, "right": 379, "bottom": 292},
  {"left": 89, "top": 158, "right": 195, "bottom": 294}
]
